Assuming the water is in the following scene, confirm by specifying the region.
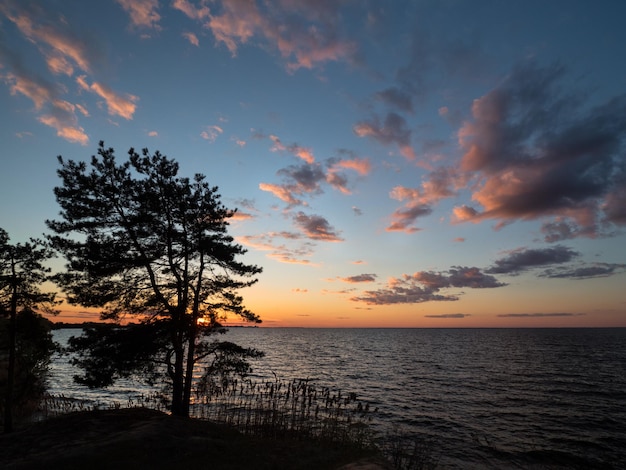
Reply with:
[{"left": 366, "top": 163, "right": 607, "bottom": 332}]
[{"left": 49, "top": 327, "right": 626, "bottom": 468}]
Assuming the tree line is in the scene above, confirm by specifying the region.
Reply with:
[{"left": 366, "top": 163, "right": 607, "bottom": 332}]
[{"left": 1, "top": 142, "right": 262, "bottom": 432}]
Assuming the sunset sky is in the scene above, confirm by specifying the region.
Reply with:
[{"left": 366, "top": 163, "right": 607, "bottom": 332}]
[{"left": 1, "top": 0, "right": 626, "bottom": 327}]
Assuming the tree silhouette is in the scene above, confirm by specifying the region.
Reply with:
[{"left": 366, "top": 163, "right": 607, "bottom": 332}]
[
  {"left": 0, "top": 228, "right": 57, "bottom": 432},
  {"left": 47, "top": 142, "right": 262, "bottom": 417}
]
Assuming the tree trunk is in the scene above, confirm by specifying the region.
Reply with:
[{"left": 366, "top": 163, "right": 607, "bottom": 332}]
[
  {"left": 170, "top": 343, "right": 186, "bottom": 417},
  {"left": 181, "top": 321, "right": 198, "bottom": 417},
  {"left": 3, "top": 286, "right": 18, "bottom": 433}
]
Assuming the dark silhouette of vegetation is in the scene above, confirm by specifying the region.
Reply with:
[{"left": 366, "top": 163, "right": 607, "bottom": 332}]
[
  {"left": 47, "top": 142, "right": 263, "bottom": 417},
  {"left": 0, "top": 228, "right": 58, "bottom": 432},
  {"left": 0, "top": 309, "right": 57, "bottom": 429},
  {"left": 36, "top": 376, "right": 439, "bottom": 469}
]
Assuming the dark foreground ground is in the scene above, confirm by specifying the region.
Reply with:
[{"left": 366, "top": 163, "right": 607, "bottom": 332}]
[{"left": 0, "top": 408, "right": 389, "bottom": 470}]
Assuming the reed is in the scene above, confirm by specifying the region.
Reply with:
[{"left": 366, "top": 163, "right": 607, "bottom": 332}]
[
  {"left": 35, "top": 390, "right": 168, "bottom": 420},
  {"left": 379, "top": 425, "right": 439, "bottom": 470},
  {"left": 191, "top": 376, "right": 377, "bottom": 448},
  {"left": 37, "top": 378, "right": 438, "bottom": 468},
  {"left": 37, "top": 378, "right": 376, "bottom": 448}
]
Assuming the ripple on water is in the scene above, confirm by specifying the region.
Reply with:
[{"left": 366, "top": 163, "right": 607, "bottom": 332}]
[{"left": 50, "top": 327, "right": 626, "bottom": 468}]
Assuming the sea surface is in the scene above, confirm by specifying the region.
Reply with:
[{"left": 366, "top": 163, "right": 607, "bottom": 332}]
[{"left": 49, "top": 327, "right": 626, "bottom": 469}]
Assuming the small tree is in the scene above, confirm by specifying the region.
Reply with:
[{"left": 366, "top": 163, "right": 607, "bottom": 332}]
[
  {"left": 0, "top": 309, "right": 56, "bottom": 425},
  {"left": 0, "top": 228, "right": 57, "bottom": 432},
  {"left": 47, "top": 142, "right": 263, "bottom": 417}
]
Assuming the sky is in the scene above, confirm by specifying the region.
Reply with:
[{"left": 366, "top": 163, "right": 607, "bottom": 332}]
[{"left": 1, "top": 0, "right": 626, "bottom": 328}]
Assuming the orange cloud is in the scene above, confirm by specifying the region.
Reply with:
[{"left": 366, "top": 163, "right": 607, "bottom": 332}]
[
  {"left": 332, "top": 158, "right": 371, "bottom": 176},
  {"left": 259, "top": 182, "right": 303, "bottom": 206},
  {"left": 386, "top": 166, "right": 460, "bottom": 232},
  {"left": 267, "top": 253, "right": 314, "bottom": 265},
  {"left": 4, "top": 72, "right": 88, "bottom": 144},
  {"left": 38, "top": 106, "right": 88, "bottom": 145},
  {"left": 269, "top": 134, "right": 314, "bottom": 163},
  {"left": 230, "top": 211, "right": 254, "bottom": 221},
  {"left": 293, "top": 147, "right": 315, "bottom": 164},
  {"left": 6, "top": 7, "right": 93, "bottom": 74},
  {"left": 452, "top": 205, "right": 479, "bottom": 223},
  {"left": 77, "top": 76, "right": 138, "bottom": 120},
  {"left": 5, "top": 73, "right": 54, "bottom": 110}
]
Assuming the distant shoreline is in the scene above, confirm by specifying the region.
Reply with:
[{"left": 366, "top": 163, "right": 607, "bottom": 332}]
[{"left": 50, "top": 322, "right": 626, "bottom": 330}]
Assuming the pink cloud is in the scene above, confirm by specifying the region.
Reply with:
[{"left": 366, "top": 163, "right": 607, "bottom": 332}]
[
  {"left": 325, "top": 171, "right": 350, "bottom": 195},
  {"left": 238, "top": 232, "right": 315, "bottom": 265},
  {"left": 1, "top": 2, "right": 143, "bottom": 144},
  {"left": 116, "top": 0, "right": 161, "bottom": 29},
  {"left": 172, "top": 0, "right": 211, "bottom": 21},
  {"left": 259, "top": 182, "right": 303, "bottom": 206},
  {"left": 200, "top": 125, "right": 224, "bottom": 142},
  {"left": 352, "top": 267, "right": 505, "bottom": 305},
  {"left": 269, "top": 134, "right": 287, "bottom": 152},
  {"left": 230, "top": 211, "right": 254, "bottom": 221},
  {"left": 291, "top": 146, "right": 315, "bottom": 164},
  {"left": 5, "top": 73, "right": 55, "bottom": 110},
  {"left": 176, "top": 0, "right": 356, "bottom": 70},
  {"left": 77, "top": 76, "right": 138, "bottom": 120},
  {"left": 603, "top": 181, "right": 626, "bottom": 225},
  {"left": 182, "top": 32, "right": 200, "bottom": 46},
  {"left": 205, "top": 0, "right": 261, "bottom": 56},
  {"left": 267, "top": 253, "right": 314, "bottom": 265},
  {"left": 6, "top": 7, "right": 94, "bottom": 74},
  {"left": 263, "top": 138, "right": 369, "bottom": 208},
  {"left": 331, "top": 158, "right": 371, "bottom": 176},
  {"left": 455, "top": 62, "right": 626, "bottom": 238},
  {"left": 38, "top": 99, "right": 88, "bottom": 145},
  {"left": 279, "top": 31, "right": 357, "bottom": 73},
  {"left": 386, "top": 166, "right": 461, "bottom": 232},
  {"left": 294, "top": 212, "right": 343, "bottom": 242},
  {"left": 354, "top": 112, "right": 415, "bottom": 160},
  {"left": 452, "top": 205, "right": 479, "bottom": 223},
  {"left": 338, "top": 274, "right": 377, "bottom": 283},
  {"left": 268, "top": 134, "right": 315, "bottom": 163},
  {"left": 46, "top": 53, "right": 74, "bottom": 76},
  {"left": 4, "top": 72, "right": 88, "bottom": 144}
]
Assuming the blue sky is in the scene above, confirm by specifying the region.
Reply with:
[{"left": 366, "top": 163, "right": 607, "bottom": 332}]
[{"left": 1, "top": 0, "right": 626, "bottom": 327}]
